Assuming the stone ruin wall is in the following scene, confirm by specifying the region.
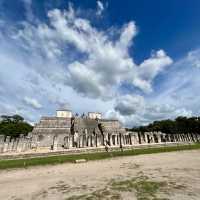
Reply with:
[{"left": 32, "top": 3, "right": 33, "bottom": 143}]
[
  {"left": 0, "top": 131, "right": 200, "bottom": 154},
  {"left": 0, "top": 115, "right": 200, "bottom": 154},
  {"left": 0, "top": 134, "right": 32, "bottom": 153}
]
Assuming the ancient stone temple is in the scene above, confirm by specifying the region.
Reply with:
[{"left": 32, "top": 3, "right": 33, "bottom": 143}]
[
  {"left": 29, "top": 109, "right": 199, "bottom": 151},
  {"left": 31, "top": 109, "right": 128, "bottom": 150},
  {"left": 0, "top": 109, "right": 200, "bottom": 153}
]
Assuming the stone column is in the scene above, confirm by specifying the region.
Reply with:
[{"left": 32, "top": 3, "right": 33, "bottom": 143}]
[
  {"left": 131, "top": 135, "right": 135, "bottom": 144},
  {"left": 184, "top": 134, "right": 188, "bottom": 142},
  {"left": 157, "top": 133, "right": 160, "bottom": 143},
  {"left": 175, "top": 134, "right": 178, "bottom": 142},
  {"left": 23, "top": 137, "right": 28, "bottom": 152},
  {"left": 129, "top": 134, "right": 132, "bottom": 145},
  {"left": 187, "top": 134, "right": 191, "bottom": 142},
  {"left": 94, "top": 135, "right": 97, "bottom": 147},
  {"left": 111, "top": 134, "right": 114, "bottom": 146},
  {"left": 144, "top": 133, "right": 148, "bottom": 144},
  {"left": 87, "top": 136, "right": 90, "bottom": 147},
  {"left": 134, "top": 134, "right": 137, "bottom": 144},
  {"left": 3, "top": 136, "right": 11, "bottom": 152},
  {"left": 126, "top": 135, "right": 129, "bottom": 145},
  {"left": 100, "top": 134, "right": 104, "bottom": 146},
  {"left": 123, "top": 135, "right": 126, "bottom": 145},
  {"left": 179, "top": 134, "right": 182, "bottom": 142},
  {"left": 9, "top": 138, "right": 15, "bottom": 152},
  {"left": 80, "top": 136, "right": 83, "bottom": 148},
  {"left": 150, "top": 133, "right": 154, "bottom": 143},
  {"left": 183, "top": 134, "right": 186, "bottom": 142},
  {"left": 112, "top": 135, "right": 115, "bottom": 146},
  {"left": 91, "top": 135, "right": 94, "bottom": 147},
  {"left": 77, "top": 137, "right": 80, "bottom": 148},
  {"left": 187, "top": 134, "right": 192, "bottom": 142},
  {"left": 170, "top": 134, "right": 174, "bottom": 142},
  {"left": 135, "top": 133, "right": 139, "bottom": 144},
  {"left": 69, "top": 136, "right": 73, "bottom": 148},
  {"left": 157, "top": 132, "right": 162, "bottom": 143},
  {"left": 116, "top": 135, "right": 118, "bottom": 145},
  {"left": 0, "top": 135, "right": 5, "bottom": 153},
  {"left": 52, "top": 136, "right": 58, "bottom": 150},
  {"left": 177, "top": 134, "right": 180, "bottom": 142},
  {"left": 96, "top": 135, "right": 100, "bottom": 147},
  {"left": 82, "top": 135, "right": 85, "bottom": 147},
  {"left": 114, "top": 135, "right": 117, "bottom": 146},
  {"left": 124, "top": 135, "right": 127, "bottom": 145},
  {"left": 8, "top": 137, "right": 14, "bottom": 152},
  {"left": 120, "top": 134, "right": 124, "bottom": 145}
]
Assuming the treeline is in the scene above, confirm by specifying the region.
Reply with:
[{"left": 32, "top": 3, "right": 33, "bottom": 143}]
[
  {"left": 0, "top": 115, "right": 33, "bottom": 138},
  {"left": 129, "top": 116, "right": 200, "bottom": 134}
]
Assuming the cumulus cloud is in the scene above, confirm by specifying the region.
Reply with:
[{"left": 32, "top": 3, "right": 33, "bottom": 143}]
[
  {"left": 114, "top": 94, "right": 145, "bottom": 116},
  {"left": 12, "top": 4, "right": 172, "bottom": 99},
  {"left": 2, "top": 2, "right": 198, "bottom": 127},
  {"left": 23, "top": 97, "right": 42, "bottom": 109},
  {"left": 107, "top": 93, "right": 192, "bottom": 127},
  {"left": 134, "top": 50, "right": 173, "bottom": 92}
]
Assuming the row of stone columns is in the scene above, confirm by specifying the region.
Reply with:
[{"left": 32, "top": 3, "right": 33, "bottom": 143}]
[
  {"left": 134, "top": 132, "right": 199, "bottom": 144},
  {"left": 164, "top": 133, "right": 200, "bottom": 143},
  {"left": 0, "top": 135, "right": 32, "bottom": 153},
  {"left": 1, "top": 132, "right": 200, "bottom": 153},
  {"left": 60, "top": 132, "right": 200, "bottom": 150}
]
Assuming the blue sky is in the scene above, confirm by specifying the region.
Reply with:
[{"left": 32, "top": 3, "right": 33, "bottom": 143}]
[{"left": 0, "top": 0, "right": 200, "bottom": 127}]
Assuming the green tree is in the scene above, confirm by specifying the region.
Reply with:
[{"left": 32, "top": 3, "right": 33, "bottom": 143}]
[
  {"left": 0, "top": 115, "right": 33, "bottom": 138},
  {"left": 130, "top": 116, "right": 200, "bottom": 135}
]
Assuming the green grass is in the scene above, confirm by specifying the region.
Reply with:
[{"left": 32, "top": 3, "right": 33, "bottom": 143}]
[
  {"left": 0, "top": 143, "right": 200, "bottom": 170},
  {"left": 110, "top": 175, "right": 169, "bottom": 200},
  {"left": 65, "top": 174, "right": 170, "bottom": 200}
]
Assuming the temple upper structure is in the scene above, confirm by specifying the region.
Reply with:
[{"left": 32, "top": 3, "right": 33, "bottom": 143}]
[
  {"left": 56, "top": 109, "right": 72, "bottom": 118},
  {"left": 31, "top": 111, "right": 127, "bottom": 150}
]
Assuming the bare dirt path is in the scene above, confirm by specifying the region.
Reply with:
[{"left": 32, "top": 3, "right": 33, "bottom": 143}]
[{"left": 0, "top": 150, "right": 200, "bottom": 200}]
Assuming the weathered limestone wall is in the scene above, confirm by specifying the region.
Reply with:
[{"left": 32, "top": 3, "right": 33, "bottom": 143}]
[
  {"left": 0, "top": 132, "right": 199, "bottom": 154},
  {"left": 0, "top": 134, "right": 32, "bottom": 153},
  {"left": 32, "top": 116, "right": 72, "bottom": 150}
]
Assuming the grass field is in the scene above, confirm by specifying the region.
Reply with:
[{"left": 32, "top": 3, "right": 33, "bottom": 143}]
[{"left": 0, "top": 143, "right": 200, "bottom": 170}]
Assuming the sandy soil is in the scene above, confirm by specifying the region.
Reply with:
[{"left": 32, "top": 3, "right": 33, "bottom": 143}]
[{"left": 0, "top": 150, "right": 200, "bottom": 200}]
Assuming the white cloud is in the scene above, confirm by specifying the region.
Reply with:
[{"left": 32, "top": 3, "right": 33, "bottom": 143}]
[
  {"left": 107, "top": 93, "right": 192, "bottom": 127},
  {"left": 114, "top": 94, "right": 145, "bottom": 116},
  {"left": 23, "top": 97, "right": 42, "bottom": 109},
  {"left": 4, "top": 2, "right": 199, "bottom": 128},
  {"left": 97, "top": 1, "right": 104, "bottom": 16},
  {"left": 187, "top": 49, "right": 200, "bottom": 68},
  {"left": 13, "top": 4, "right": 172, "bottom": 99},
  {"left": 21, "top": 0, "right": 34, "bottom": 22},
  {"left": 134, "top": 50, "right": 173, "bottom": 92}
]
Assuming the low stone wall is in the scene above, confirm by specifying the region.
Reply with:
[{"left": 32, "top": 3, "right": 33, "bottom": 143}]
[
  {"left": 0, "top": 141, "right": 194, "bottom": 160},
  {"left": 0, "top": 132, "right": 199, "bottom": 155}
]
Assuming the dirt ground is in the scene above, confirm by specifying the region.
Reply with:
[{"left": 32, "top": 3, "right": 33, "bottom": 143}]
[{"left": 0, "top": 150, "right": 200, "bottom": 200}]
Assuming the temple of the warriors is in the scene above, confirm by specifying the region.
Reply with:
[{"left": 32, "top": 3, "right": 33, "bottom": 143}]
[
  {"left": 0, "top": 109, "right": 200, "bottom": 153},
  {"left": 31, "top": 109, "right": 127, "bottom": 150}
]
